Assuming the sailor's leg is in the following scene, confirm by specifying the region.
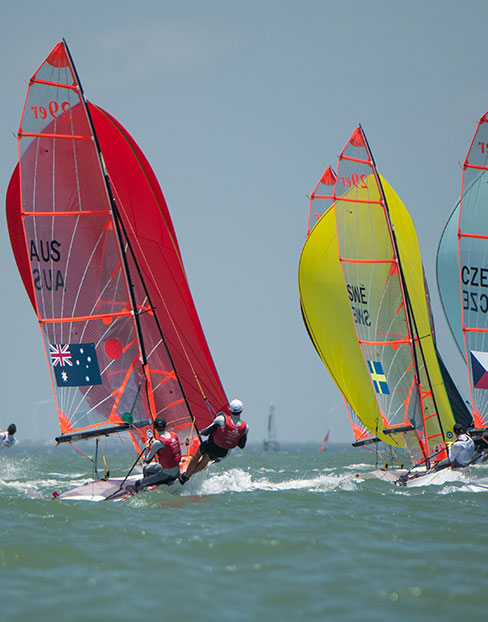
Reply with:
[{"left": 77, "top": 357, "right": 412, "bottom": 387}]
[
  {"left": 136, "top": 464, "right": 175, "bottom": 489},
  {"left": 183, "top": 447, "right": 203, "bottom": 478},
  {"left": 191, "top": 454, "right": 211, "bottom": 475}
]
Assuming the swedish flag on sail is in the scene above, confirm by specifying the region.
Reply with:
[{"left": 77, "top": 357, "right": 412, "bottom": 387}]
[{"left": 367, "top": 360, "right": 390, "bottom": 394}]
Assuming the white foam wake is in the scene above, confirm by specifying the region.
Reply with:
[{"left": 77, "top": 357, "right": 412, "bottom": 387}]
[{"left": 187, "top": 468, "right": 360, "bottom": 495}]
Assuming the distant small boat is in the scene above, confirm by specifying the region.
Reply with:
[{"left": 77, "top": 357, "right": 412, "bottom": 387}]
[
  {"left": 319, "top": 429, "right": 330, "bottom": 452},
  {"left": 263, "top": 404, "right": 279, "bottom": 451}
]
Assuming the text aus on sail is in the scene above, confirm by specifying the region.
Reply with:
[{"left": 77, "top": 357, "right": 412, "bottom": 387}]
[
  {"left": 462, "top": 265, "right": 488, "bottom": 314},
  {"left": 30, "top": 239, "right": 65, "bottom": 292}
]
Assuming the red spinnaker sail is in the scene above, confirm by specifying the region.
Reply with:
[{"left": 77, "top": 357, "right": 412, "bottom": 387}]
[{"left": 6, "top": 41, "right": 227, "bottom": 449}]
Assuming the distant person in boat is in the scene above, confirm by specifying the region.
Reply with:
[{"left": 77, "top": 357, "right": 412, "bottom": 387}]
[
  {"left": 134, "top": 416, "right": 181, "bottom": 491},
  {"left": 0, "top": 424, "right": 16, "bottom": 448},
  {"left": 433, "top": 424, "right": 474, "bottom": 471},
  {"left": 179, "top": 398, "right": 248, "bottom": 484}
]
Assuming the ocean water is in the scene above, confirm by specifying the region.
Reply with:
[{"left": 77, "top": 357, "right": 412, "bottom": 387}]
[{"left": 1, "top": 443, "right": 487, "bottom": 622}]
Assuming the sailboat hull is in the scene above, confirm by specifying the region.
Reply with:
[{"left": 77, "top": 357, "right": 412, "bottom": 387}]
[
  {"left": 54, "top": 475, "right": 184, "bottom": 502},
  {"left": 371, "top": 467, "right": 467, "bottom": 487},
  {"left": 55, "top": 475, "right": 143, "bottom": 502}
]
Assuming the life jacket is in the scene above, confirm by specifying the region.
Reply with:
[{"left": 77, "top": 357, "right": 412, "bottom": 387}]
[
  {"left": 212, "top": 415, "right": 247, "bottom": 449},
  {"left": 155, "top": 431, "right": 181, "bottom": 469},
  {"left": 450, "top": 433, "right": 475, "bottom": 467},
  {"left": 0, "top": 433, "right": 15, "bottom": 447}
]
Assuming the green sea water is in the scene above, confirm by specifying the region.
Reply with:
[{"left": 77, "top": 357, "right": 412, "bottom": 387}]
[{"left": 1, "top": 443, "right": 487, "bottom": 622}]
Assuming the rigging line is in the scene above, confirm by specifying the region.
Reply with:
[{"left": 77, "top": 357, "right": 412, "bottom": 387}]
[
  {"left": 64, "top": 42, "right": 208, "bottom": 435},
  {"left": 104, "top": 446, "right": 146, "bottom": 502},
  {"left": 375, "top": 418, "right": 379, "bottom": 469},
  {"left": 66, "top": 441, "right": 94, "bottom": 462},
  {"left": 63, "top": 40, "right": 157, "bottom": 429},
  {"left": 100, "top": 117, "right": 213, "bottom": 404},
  {"left": 402, "top": 264, "right": 446, "bottom": 445},
  {"left": 94, "top": 439, "right": 100, "bottom": 480},
  {"left": 361, "top": 128, "right": 437, "bottom": 457},
  {"left": 110, "top": 201, "right": 200, "bottom": 431},
  {"left": 109, "top": 181, "right": 209, "bottom": 405}
]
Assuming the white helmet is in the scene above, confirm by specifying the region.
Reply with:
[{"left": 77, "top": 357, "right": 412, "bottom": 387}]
[{"left": 229, "top": 398, "right": 244, "bottom": 414}]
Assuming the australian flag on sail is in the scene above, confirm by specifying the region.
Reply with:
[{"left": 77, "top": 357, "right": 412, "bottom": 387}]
[
  {"left": 470, "top": 350, "right": 488, "bottom": 390},
  {"left": 49, "top": 343, "right": 102, "bottom": 387},
  {"left": 367, "top": 360, "right": 390, "bottom": 395}
]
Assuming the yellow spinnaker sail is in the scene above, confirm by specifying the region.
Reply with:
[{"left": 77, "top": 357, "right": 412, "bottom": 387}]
[{"left": 299, "top": 175, "right": 456, "bottom": 451}]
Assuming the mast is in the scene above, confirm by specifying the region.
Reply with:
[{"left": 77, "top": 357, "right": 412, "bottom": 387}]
[
  {"left": 366, "top": 133, "right": 446, "bottom": 455},
  {"left": 62, "top": 41, "right": 153, "bottom": 407},
  {"left": 61, "top": 41, "right": 202, "bottom": 435},
  {"left": 263, "top": 403, "right": 279, "bottom": 451}
]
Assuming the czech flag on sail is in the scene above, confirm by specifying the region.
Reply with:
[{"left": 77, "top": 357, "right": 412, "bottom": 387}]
[
  {"left": 470, "top": 350, "right": 488, "bottom": 390},
  {"left": 49, "top": 343, "right": 102, "bottom": 387},
  {"left": 367, "top": 360, "right": 390, "bottom": 395}
]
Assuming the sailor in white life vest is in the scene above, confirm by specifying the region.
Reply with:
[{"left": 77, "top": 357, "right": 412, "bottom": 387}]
[
  {"left": 179, "top": 399, "right": 248, "bottom": 484},
  {"left": 433, "top": 423, "right": 475, "bottom": 471},
  {"left": 134, "top": 416, "right": 181, "bottom": 491},
  {"left": 0, "top": 424, "right": 17, "bottom": 448}
]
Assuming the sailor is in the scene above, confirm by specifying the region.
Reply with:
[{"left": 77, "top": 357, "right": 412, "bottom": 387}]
[
  {"left": 179, "top": 398, "right": 248, "bottom": 484},
  {"left": 0, "top": 424, "right": 16, "bottom": 448},
  {"left": 134, "top": 416, "right": 181, "bottom": 491},
  {"left": 433, "top": 423, "right": 474, "bottom": 471}
]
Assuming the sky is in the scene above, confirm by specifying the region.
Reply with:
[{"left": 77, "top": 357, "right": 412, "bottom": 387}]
[{"left": 1, "top": 0, "right": 487, "bottom": 445}]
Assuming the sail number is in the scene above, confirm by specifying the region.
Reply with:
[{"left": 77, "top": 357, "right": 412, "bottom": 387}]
[
  {"left": 347, "top": 282, "right": 371, "bottom": 326},
  {"left": 341, "top": 174, "right": 368, "bottom": 189},
  {"left": 462, "top": 265, "right": 488, "bottom": 313},
  {"left": 31, "top": 101, "right": 71, "bottom": 121},
  {"left": 478, "top": 142, "right": 488, "bottom": 154},
  {"left": 30, "top": 239, "right": 65, "bottom": 293}
]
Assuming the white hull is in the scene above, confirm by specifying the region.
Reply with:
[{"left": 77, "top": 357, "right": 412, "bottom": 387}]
[
  {"left": 55, "top": 475, "right": 143, "bottom": 502},
  {"left": 54, "top": 469, "right": 204, "bottom": 502},
  {"left": 371, "top": 467, "right": 467, "bottom": 488}
]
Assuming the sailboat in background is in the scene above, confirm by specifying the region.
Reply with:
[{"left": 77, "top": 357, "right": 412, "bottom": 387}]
[
  {"left": 319, "top": 429, "right": 330, "bottom": 452},
  {"left": 437, "top": 111, "right": 488, "bottom": 458},
  {"left": 299, "top": 125, "right": 472, "bottom": 486},
  {"left": 6, "top": 41, "right": 229, "bottom": 501},
  {"left": 263, "top": 403, "right": 280, "bottom": 451}
]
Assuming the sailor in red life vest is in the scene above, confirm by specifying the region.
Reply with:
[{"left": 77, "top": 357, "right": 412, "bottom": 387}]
[
  {"left": 134, "top": 416, "right": 181, "bottom": 491},
  {"left": 179, "top": 399, "right": 248, "bottom": 484}
]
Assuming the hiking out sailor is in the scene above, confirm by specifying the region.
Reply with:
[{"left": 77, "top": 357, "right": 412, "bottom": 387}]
[
  {"left": 134, "top": 416, "right": 181, "bottom": 491},
  {"left": 0, "top": 424, "right": 16, "bottom": 448},
  {"left": 179, "top": 398, "right": 248, "bottom": 484},
  {"left": 433, "top": 423, "right": 474, "bottom": 471}
]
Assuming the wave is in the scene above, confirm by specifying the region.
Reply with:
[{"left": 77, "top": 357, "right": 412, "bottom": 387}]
[{"left": 185, "top": 467, "right": 361, "bottom": 495}]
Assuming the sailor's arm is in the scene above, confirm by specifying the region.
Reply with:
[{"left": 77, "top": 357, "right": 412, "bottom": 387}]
[
  {"left": 200, "top": 414, "right": 226, "bottom": 437},
  {"left": 238, "top": 424, "right": 249, "bottom": 449},
  {"left": 144, "top": 439, "right": 164, "bottom": 463}
]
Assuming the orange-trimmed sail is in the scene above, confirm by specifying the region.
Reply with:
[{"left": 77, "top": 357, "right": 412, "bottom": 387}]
[
  {"left": 455, "top": 113, "right": 488, "bottom": 427},
  {"left": 299, "top": 127, "right": 458, "bottom": 462},
  {"left": 332, "top": 126, "right": 442, "bottom": 459},
  {"left": 6, "top": 41, "right": 228, "bottom": 453}
]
